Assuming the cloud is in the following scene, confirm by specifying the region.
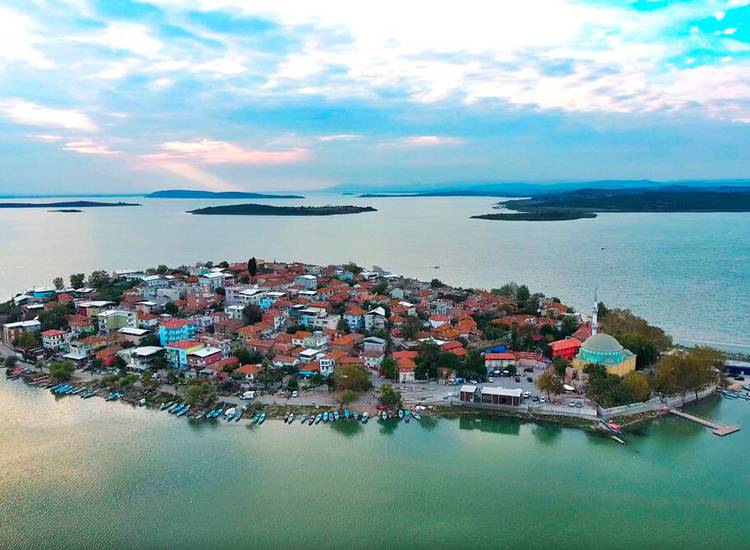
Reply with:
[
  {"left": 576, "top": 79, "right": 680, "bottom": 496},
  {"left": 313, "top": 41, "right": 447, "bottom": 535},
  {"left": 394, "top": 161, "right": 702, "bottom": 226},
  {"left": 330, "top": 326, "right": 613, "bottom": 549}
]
[
  {"left": 145, "top": 139, "right": 311, "bottom": 164},
  {"left": 143, "top": 161, "right": 241, "bottom": 192},
  {"left": 62, "top": 139, "right": 118, "bottom": 156},
  {"left": 319, "top": 134, "right": 362, "bottom": 142},
  {"left": 402, "top": 135, "right": 462, "bottom": 146},
  {"left": 0, "top": 7, "right": 53, "bottom": 68},
  {"left": 68, "top": 22, "right": 163, "bottom": 58},
  {"left": 0, "top": 99, "right": 97, "bottom": 131},
  {"left": 26, "top": 134, "right": 63, "bottom": 143}
]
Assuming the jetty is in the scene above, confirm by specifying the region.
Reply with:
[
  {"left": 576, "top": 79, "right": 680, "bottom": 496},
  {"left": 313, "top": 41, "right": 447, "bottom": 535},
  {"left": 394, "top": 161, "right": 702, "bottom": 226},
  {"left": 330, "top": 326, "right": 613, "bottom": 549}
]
[{"left": 668, "top": 409, "right": 741, "bottom": 436}]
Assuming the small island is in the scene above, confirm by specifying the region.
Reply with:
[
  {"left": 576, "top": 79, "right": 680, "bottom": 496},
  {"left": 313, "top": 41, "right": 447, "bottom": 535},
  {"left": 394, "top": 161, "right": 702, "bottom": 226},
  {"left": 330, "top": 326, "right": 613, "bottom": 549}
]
[
  {"left": 0, "top": 201, "right": 140, "bottom": 209},
  {"left": 187, "top": 204, "right": 377, "bottom": 216},
  {"left": 48, "top": 209, "right": 84, "bottom": 213},
  {"left": 472, "top": 210, "right": 597, "bottom": 222},
  {"left": 473, "top": 186, "right": 750, "bottom": 221},
  {"left": 147, "top": 189, "right": 304, "bottom": 199}
]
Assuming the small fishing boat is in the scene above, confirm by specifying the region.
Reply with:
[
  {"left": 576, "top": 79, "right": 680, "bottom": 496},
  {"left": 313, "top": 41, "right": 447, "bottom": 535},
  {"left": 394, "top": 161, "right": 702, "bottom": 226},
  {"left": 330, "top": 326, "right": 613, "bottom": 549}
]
[
  {"left": 314, "top": 414, "right": 322, "bottom": 424},
  {"left": 161, "top": 402, "right": 173, "bottom": 411},
  {"left": 344, "top": 409, "right": 350, "bottom": 419},
  {"left": 258, "top": 412, "right": 266, "bottom": 424},
  {"left": 251, "top": 412, "right": 261, "bottom": 424},
  {"left": 138, "top": 398, "right": 147, "bottom": 407},
  {"left": 412, "top": 411, "right": 422, "bottom": 421},
  {"left": 214, "top": 408, "right": 224, "bottom": 418},
  {"left": 404, "top": 414, "right": 410, "bottom": 424},
  {"left": 288, "top": 413, "right": 295, "bottom": 424},
  {"left": 333, "top": 411, "right": 340, "bottom": 422},
  {"left": 398, "top": 409, "right": 404, "bottom": 419},
  {"left": 361, "top": 412, "right": 369, "bottom": 423},
  {"left": 225, "top": 407, "right": 237, "bottom": 420},
  {"left": 167, "top": 403, "right": 180, "bottom": 413},
  {"left": 299, "top": 414, "right": 308, "bottom": 424},
  {"left": 170, "top": 404, "right": 184, "bottom": 414},
  {"left": 323, "top": 411, "right": 329, "bottom": 423},
  {"left": 380, "top": 411, "right": 388, "bottom": 421},
  {"left": 193, "top": 411, "right": 205, "bottom": 420},
  {"left": 234, "top": 411, "right": 243, "bottom": 422},
  {"left": 177, "top": 406, "right": 190, "bottom": 417},
  {"left": 283, "top": 412, "right": 290, "bottom": 423},
  {"left": 309, "top": 415, "right": 316, "bottom": 425}
]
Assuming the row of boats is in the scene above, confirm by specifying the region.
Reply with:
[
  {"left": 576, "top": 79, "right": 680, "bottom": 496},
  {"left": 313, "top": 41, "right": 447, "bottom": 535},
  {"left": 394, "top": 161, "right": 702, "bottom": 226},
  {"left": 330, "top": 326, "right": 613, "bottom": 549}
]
[
  {"left": 721, "top": 388, "right": 750, "bottom": 401},
  {"left": 49, "top": 383, "right": 101, "bottom": 400}
]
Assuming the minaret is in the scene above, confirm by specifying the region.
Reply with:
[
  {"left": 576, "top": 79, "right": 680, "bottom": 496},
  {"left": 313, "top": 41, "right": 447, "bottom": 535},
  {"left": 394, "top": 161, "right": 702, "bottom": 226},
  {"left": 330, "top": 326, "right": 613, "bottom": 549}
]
[{"left": 591, "top": 288, "right": 598, "bottom": 335}]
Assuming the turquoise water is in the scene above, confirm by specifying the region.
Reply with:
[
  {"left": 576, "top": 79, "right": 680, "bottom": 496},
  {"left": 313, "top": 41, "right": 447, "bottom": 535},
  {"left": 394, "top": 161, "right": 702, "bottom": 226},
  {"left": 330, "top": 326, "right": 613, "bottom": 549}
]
[
  {"left": 1, "top": 378, "right": 749, "bottom": 549},
  {"left": 0, "top": 195, "right": 747, "bottom": 350}
]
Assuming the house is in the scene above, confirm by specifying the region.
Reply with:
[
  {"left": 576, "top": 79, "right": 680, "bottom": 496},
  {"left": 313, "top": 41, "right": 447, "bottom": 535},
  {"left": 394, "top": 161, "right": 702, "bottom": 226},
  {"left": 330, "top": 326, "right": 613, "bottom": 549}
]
[
  {"left": 67, "top": 314, "right": 96, "bottom": 337},
  {"left": 302, "top": 331, "right": 329, "bottom": 350},
  {"left": 363, "top": 336, "right": 386, "bottom": 354},
  {"left": 484, "top": 352, "right": 515, "bottom": 372},
  {"left": 480, "top": 386, "right": 522, "bottom": 406},
  {"left": 97, "top": 309, "right": 137, "bottom": 334},
  {"left": 294, "top": 274, "right": 318, "bottom": 290},
  {"left": 117, "top": 327, "right": 151, "bottom": 346},
  {"left": 235, "top": 363, "right": 263, "bottom": 383},
  {"left": 69, "top": 335, "right": 107, "bottom": 356},
  {"left": 117, "top": 346, "right": 164, "bottom": 372},
  {"left": 429, "top": 314, "right": 449, "bottom": 329},
  {"left": 291, "top": 330, "right": 311, "bottom": 347},
  {"left": 271, "top": 355, "right": 299, "bottom": 369},
  {"left": 319, "top": 351, "right": 345, "bottom": 376},
  {"left": 41, "top": 329, "right": 69, "bottom": 351},
  {"left": 165, "top": 339, "right": 204, "bottom": 369},
  {"left": 459, "top": 384, "right": 478, "bottom": 402},
  {"left": 198, "top": 271, "right": 225, "bottom": 291},
  {"left": 299, "top": 348, "right": 324, "bottom": 364},
  {"left": 187, "top": 346, "right": 223, "bottom": 369},
  {"left": 158, "top": 318, "right": 197, "bottom": 346},
  {"left": 76, "top": 300, "right": 115, "bottom": 318},
  {"left": 331, "top": 333, "right": 363, "bottom": 354},
  {"left": 548, "top": 338, "right": 582, "bottom": 361},
  {"left": 95, "top": 345, "right": 123, "bottom": 368},
  {"left": 343, "top": 305, "right": 365, "bottom": 331},
  {"left": 397, "top": 357, "right": 417, "bottom": 383},
  {"left": 137, "top": 313, "right": 159, "bottom": 330},
  {"left": 3, "top": 320, "right": 42, "bottom": 344},
  {"left": 364, "top": 307, "right": 387, "bottom": 332}
]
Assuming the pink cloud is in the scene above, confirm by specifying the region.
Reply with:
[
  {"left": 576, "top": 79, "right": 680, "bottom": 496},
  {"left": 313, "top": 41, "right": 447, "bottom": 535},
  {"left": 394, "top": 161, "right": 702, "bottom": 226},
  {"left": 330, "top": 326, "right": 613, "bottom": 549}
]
[
  {"left": 145, "top": 139, "right": 311, "bottom": 164},
  {"left": 63, "top": 138, "right": 117, "bottom": 155},
  {"left": 402, "top": 135, "right": 462, "bottom": 146}
]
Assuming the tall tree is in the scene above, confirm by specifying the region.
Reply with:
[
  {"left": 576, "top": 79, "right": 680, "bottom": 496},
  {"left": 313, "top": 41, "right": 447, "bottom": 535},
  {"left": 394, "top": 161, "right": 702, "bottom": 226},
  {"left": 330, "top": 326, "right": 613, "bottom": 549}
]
[
  {"left": 69, "top": 273, "right": 85, "bottom": 289},
  {"left": 52, "top": 277, "right": 64, "bottom": 290},
  {"left": 537, "top": 371, "right": 564, "bottom": 400},
  {"left": 247, "top": 257, "right": 257, "bottom": 277}
]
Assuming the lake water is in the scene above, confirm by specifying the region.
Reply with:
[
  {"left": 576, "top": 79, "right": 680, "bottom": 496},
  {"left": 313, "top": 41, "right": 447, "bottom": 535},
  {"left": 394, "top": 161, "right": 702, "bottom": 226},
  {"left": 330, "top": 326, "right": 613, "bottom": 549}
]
[
  {"left": 0, "top": 195, "right": 747, "bottom": 351},
  {"left": 1, "top": 378, "right": 749, "bottom": 549}
]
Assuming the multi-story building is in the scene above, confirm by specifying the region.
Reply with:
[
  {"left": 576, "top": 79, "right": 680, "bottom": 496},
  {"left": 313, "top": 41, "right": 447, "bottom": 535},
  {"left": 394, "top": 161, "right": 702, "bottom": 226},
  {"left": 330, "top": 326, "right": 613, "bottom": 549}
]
[{"left": 158, "top": 318, "right": 197, "bottom": 346}]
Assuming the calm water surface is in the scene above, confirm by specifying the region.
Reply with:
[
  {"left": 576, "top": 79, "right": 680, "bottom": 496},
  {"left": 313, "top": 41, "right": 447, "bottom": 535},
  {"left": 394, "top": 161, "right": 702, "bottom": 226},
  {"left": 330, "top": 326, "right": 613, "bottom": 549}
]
[
  {"left": 0, "top": 378, "right": 749, "bottom": 549},
  {"left": 0, "top": 195, "right": 747, "bottom": 350}
]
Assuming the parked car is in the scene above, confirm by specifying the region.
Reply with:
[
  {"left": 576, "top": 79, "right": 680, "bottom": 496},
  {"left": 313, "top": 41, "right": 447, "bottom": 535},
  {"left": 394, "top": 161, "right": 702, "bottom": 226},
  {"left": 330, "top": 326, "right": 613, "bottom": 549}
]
[
  {"left": 292, "top": 390, "right": 298, "bottom": 398},
  {"left": 575, "top": 401, "right": 583, "bottom": 408},
  {"left": 469, "top": 379, "right": 478, "bottom": 384},
  {"left": 526, "top": 376, "right": 533, "bottom": 383},
  {"left": 532, "top": 395, "right": 539, "bottom": 402},
  {"left": 568, "top": 401, "right": 576, "bottom": 407},
  {"left": 539, "top": 397, "right": 546, "bottom": 403},
  {"left": 522, "top": 390, "right": 531, "bottom": 398},
  {"left": 487, "top": 377, "right": 494, "bottom": 383}
]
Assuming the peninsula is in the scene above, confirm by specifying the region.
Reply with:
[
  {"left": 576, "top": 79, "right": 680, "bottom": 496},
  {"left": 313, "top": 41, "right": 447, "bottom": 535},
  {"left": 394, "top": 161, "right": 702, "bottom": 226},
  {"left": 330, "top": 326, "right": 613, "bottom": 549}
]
[
  {"left": 1, "top": 258, "right": 732, "bottom": 437},
  {"left": 187, "top": 204, "right": 377, "bottom": 216},
  {"left": 474, "top": 186, "right": 750, "bottom": 221},
  {"left": 147, "top": 189, "right": 304, "bottom": 199},
  {"left": 0, "top": 201, "right": 140, "bottom": 209}
]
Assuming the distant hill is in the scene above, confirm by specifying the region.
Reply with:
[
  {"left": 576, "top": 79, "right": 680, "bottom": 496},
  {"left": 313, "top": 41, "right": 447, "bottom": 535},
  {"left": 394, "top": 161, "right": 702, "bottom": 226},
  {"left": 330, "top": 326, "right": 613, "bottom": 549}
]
[
  {"left": 329, "top": 179, "right": 750, "bottom": 197},
  {"left": 147, "top": 189, "right": 304, "bottom": 199}
]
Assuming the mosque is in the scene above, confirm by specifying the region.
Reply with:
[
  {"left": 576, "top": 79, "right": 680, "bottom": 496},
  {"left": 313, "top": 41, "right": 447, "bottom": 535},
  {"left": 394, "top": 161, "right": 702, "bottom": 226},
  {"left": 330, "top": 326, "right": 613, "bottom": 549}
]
[{"left": 572, "top": 292, "right": 637, "bottom": 377}]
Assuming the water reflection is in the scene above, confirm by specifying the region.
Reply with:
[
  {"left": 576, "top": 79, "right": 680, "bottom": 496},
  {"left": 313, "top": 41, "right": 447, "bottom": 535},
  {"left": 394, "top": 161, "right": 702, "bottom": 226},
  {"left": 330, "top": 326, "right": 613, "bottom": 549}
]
[
  {"left": 378, "top": 419, "right": 401, "bottom": 435},
  {"left": 417, "top": 416, "right": 439, "bottom": 431},
  {"left": 330, "top": 420, "right": 364, "bottom": 437},
  {"left": 531, "top": 423, "right": 562, "bottom": 445},
  {"left": 458, "top": 415, "right": 521, "bottom": 435}
]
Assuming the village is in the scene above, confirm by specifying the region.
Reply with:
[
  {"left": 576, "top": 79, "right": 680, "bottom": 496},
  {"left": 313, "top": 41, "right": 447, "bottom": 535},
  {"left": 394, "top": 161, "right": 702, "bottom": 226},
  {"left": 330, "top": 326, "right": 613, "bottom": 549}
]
[{"left": 1, "top": 258, "right": 737, "bottom": 433}]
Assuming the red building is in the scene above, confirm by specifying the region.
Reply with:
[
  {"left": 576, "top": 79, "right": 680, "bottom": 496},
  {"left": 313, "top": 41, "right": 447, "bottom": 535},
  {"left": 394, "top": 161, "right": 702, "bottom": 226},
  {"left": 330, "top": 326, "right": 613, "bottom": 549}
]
[{"left": 548, "top": 338, "right": 582, "bottom": 361}]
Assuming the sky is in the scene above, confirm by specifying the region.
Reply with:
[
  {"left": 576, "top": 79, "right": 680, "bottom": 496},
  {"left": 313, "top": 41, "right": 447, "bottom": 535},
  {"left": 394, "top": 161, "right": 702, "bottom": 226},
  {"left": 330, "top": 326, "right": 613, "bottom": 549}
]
[{"left": 0, "top": 0, "right": 748, "bottom": 194}]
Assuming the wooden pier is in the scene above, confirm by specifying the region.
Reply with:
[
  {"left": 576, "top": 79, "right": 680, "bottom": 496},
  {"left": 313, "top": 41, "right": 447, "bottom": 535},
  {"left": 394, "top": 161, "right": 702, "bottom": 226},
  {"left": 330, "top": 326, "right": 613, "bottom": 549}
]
[{"left": 669, "top": 409, "right": 741, "bottom": 436}]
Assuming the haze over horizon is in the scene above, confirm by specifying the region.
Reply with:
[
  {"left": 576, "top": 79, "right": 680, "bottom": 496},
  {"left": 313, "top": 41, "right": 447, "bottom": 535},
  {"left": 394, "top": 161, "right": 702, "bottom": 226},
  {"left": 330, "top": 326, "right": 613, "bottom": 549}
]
[{"left": 1, "top": 0, "right": 749, "bottom": 195}]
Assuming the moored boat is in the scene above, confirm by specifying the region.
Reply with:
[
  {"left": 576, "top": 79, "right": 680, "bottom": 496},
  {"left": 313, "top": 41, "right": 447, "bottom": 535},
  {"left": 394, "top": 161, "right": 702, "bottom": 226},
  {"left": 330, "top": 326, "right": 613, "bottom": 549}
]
[
  {"left": 161, "top": 401, "right": 173, "bottom": 411},
  {"left": 299, "top": 414, "right": 308, "bottom": 424},
  {"left": 258, "top": 412, "right": 266, "bottom": 424},
  {"left": 333, "top": 411, "right": 340, "bottom": 422},
  {"left": 288, "top": 413, "right": 295, "bottom": 424},
  {"left": 323, "top": 411, "right": 329, "bottom": 423},
  {"left": 314, "top": 414, "right": 322, "bottom": 424},
  {"left": 361, "top": 412, "right": 369, "bottom": 423},
  {"left": 398, "top": 409, "right": 404, "bottom": 419},
  {"left": 344, "top": 409, "right": 350, "bottom": 419},
  {"left": 380, "top": 411, "right": 388, "bottom": 421}
]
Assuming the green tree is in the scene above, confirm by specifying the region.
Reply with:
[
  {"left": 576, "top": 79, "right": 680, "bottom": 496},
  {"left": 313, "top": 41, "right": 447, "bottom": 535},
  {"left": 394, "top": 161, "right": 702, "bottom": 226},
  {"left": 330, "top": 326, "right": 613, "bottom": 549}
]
[
  {"left": 141, "top": 333, "right": 160, "bottom": 347},
  {"left": 333, "top": 363, "right": 372, "bottom": 392},
  {"left": 69, "top": 273, "right": 85, "bottom": 289},
  {"left": 399, "top": 316, "right": 423, "bottom": 340},
  {"left": 185, "top": 381, "right": 217, "bottom": 407},
  {"left": 48, "top": 361, "right": 75, "bottom": 382},
  {"left": 430, "top": 278, "right": 444, "bottom": 288},
  {"left": 164, "top": 302, "right": 178, "bottom": 315},
  {"left": 242, "top": 304, "right": 263, "bottom": 325},
  {"left": 339, "top": 388, "right": 357, "bottom": 406},
  {"left": 4, "top": 355, "right": 19, "bottom": 369},
  {"left": 140, "top": 370, "right": 158, "bottom": 391},
  {"left": 622, "top": 371, "right": 652, "bottom": 402},
  {"left": 287, "top": 377, "right": 299, "bottom": 391},
  {"left": 343, "top": 261, "right": 363, "bottom": 275},
  {"left": 551, "top": 356, "right": 571, "bottom": 377},
  {"left": 38, "top": 305, "right": 71, "bottom": 331},
  {"left": 13, "top": 332, "right": 38, "bottom": 348},
  {"left": 378, "top": 383, "right": 402, "bottom": 408},
  {"left": 156, "top": 264, "right": 169, "bottom": 275},
  {"left": 537, "top": 371, "right": 564, "bottom": 400},
  {"left": 52, "top": 277, "right": 64, "bottom": 290},
  {"left": 89, "top": 270, "right": 111, "bottom": 289},
  {"left": 247, "top": 257, "right": 257, "bottom": 277},
  {"left": 379, "top": 357, "right": 397, "bottom": 380}
]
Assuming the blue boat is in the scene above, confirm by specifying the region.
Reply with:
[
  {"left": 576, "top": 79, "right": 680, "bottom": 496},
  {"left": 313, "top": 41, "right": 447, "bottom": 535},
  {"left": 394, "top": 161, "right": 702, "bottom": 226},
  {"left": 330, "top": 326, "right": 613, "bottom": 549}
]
[
  {"left": 352, "top": 411, "right": 359, "bottom": 421},
  {"left": 177, "top": 406, "right": 190, "bottom": 417},
  {"left": 361, "top": 412, "right": 369, "bottom": 423},
  {"left": 170, "top": 404, "right": 184, "bottom": 414},
  {"left": 323, "top": 411, "right": 329, "bottom": 423},
  {"left": 314, "top": 414, "right": 322, "bottom": 424},
  {"left": 251, "top": 412, "right": 261, "bottom": 424},
  {"left": 344, "top": 409, "right": 350, "bottom": 419},
  {"left": 215, "top": 408, "right": 224, "bottom": 418},
  {"left": 380, "top": 411, "right": 388, "bottom": 421},
  {"left": 160, "top": 402, "right": 173, "bottom": 411},
  {"left": 299, "top": 414, "right": 308, "bottom": 424},
  {"left": 167, "top": 403, "right": 180, "bottom": 413},
  {"left": 398, "top": 409, "right": 404, "bottom": 419},
  {"left": 258, "top": 412, "right": 266, "bottom": 424},
  {"left": 333, "top": 411, "right": 340, "bottom": 421},
  {"left": 234, "top": 411, "right": 243, "bottom": 422}
]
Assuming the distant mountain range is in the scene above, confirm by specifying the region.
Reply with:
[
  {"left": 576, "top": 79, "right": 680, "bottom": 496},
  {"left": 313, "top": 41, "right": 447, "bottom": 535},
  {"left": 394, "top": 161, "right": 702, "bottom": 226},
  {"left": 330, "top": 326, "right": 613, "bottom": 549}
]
[
  {"left": 146, "top": 189, "right": 304, "bottom": 199},
  {"left": 326, "top": 179, "right": 750, "bottom": 197}
]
